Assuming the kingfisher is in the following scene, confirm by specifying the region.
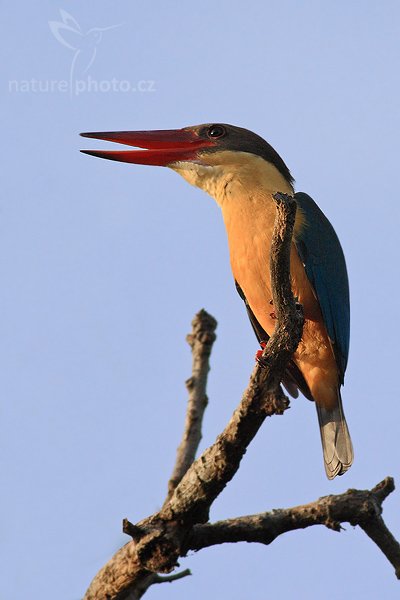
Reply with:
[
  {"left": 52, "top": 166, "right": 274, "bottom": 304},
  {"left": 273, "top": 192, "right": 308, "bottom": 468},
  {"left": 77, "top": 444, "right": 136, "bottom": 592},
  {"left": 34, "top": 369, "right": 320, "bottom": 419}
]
[{"left": 80, "top": 123, "right": 353, "bottom": 479}]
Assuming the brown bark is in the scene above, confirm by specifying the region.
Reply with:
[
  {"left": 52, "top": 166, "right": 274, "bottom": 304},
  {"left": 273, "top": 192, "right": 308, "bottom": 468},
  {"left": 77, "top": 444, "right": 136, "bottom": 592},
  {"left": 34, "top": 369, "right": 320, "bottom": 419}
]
[
  {"left": 185, "top": 477, "right": 400, "bottom": 579},
  {"left": 165, "top": 310, "right": 217, "bottom": 503},
  {"left": 83, "top": 194, "right": 399, "bottom": 600}
]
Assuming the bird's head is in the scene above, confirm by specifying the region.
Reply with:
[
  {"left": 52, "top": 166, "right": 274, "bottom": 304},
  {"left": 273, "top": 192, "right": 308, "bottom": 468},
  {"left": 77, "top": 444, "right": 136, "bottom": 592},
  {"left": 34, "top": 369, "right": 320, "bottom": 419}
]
[{"left": 81, "top": 123, "right": 294, "bottom": 203}]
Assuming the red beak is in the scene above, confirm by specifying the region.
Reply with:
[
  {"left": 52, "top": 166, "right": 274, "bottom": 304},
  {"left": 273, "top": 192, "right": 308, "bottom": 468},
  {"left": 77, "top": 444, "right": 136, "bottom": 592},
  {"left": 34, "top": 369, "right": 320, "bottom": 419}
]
[{"left": 80, "top": 129, "right": 214, "bottom": 166}]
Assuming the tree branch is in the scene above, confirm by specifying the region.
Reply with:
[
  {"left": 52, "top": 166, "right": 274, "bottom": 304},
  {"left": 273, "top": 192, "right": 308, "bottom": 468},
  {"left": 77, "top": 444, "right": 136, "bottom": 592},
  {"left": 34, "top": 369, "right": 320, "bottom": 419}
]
[
  {"left": 184, "top": 477, "right": 400, "bottom": 578},
  {"left": 120, "top": 312, "right": 215, "bottom": 599},
  {"left": 165, "top": 310, "right": 217, "bottom": 502},
  {"left": 82, "top": 194, "right": 399, "bottom": 599},
  {"left": 359, "top": 479, "right": 400, "bottom": 578},
  {"left": 121, "top": 569, "right": 192, "bottom": 600},
  {"left": 156, "top": 194, "right": 302, "bottom": 526},
  {"left": 152, "top": 569, "right": 192, "bottom": 584},
  {"left": 83, "top": 193, "right": 302, "bottom": 600}
]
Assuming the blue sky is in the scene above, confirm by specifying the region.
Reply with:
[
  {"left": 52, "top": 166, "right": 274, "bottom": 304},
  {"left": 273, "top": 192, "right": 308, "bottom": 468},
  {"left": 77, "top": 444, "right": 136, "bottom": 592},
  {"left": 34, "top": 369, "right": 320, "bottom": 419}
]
[{"left": 2, "top": 2, "right": 400, "bottom": 598}]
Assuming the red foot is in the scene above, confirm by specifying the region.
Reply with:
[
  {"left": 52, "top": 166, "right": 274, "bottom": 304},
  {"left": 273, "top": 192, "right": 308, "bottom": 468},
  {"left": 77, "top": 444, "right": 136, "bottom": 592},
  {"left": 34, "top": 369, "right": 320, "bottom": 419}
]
[{"left": 255, "top": 341, "right": 268, "bottom": 365}]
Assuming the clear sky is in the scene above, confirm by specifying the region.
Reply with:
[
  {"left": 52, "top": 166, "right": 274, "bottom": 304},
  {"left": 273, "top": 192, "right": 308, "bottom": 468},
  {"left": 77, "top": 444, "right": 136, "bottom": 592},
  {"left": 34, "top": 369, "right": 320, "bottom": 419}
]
[{"left": 2, "top": 2, "right": 400, "bottom": 599}]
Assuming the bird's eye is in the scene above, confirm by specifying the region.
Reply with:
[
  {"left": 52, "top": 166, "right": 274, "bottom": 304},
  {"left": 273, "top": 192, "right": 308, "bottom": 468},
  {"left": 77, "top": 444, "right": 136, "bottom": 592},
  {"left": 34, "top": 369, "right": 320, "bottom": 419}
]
[{"left": 207, "top": 125, "right": 226, "bottom": 139}]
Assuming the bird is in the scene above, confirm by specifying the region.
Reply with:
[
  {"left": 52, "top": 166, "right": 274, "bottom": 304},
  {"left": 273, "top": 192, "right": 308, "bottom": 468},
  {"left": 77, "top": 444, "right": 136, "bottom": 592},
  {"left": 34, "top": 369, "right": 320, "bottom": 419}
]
[{"left": 80, "top": 123, "right": 353, "bottom": 479}]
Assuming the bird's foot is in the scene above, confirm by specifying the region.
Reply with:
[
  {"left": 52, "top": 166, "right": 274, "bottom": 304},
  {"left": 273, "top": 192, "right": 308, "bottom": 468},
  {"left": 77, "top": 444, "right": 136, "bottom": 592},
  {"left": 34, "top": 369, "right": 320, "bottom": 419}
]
[{"left": 255, "top": 341, "right": 268, "bottom": 367}]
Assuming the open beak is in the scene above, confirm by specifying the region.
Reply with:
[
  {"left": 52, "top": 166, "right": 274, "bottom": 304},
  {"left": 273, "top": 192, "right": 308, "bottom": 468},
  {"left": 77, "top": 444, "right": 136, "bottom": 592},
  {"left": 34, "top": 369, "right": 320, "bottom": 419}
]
[{"left": 80, "top": 129, "right": 214, "bottom": 166}]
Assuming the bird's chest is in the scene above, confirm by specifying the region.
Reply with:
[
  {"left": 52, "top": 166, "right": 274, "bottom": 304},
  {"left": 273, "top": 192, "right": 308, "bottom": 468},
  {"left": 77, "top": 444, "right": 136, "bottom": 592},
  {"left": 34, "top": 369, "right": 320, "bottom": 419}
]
[
  {"left": 221, "top": 193, "right": 317, "bottom": 339},
  {"left": 222, "top": 195, "right": 277, "bottom": 322}
]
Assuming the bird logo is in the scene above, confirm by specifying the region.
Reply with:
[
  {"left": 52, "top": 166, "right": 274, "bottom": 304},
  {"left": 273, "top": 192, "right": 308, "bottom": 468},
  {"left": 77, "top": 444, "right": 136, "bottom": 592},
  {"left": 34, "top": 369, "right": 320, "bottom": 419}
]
[{"left": 49, "top": 9, "right": 121, "bottom": 89}]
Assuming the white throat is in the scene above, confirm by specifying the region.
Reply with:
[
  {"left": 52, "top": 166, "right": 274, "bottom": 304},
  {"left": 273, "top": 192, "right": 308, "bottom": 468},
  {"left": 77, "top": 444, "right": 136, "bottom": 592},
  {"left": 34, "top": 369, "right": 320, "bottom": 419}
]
[{"left": 171, "top": 150, "right": 294, "bottom": 207}]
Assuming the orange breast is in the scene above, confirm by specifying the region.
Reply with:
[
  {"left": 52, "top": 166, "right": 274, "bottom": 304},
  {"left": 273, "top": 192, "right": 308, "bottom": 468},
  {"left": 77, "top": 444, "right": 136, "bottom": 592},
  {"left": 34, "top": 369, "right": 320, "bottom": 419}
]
[{"left": 223, "top": 196, "right": 339, "bottom": 410}]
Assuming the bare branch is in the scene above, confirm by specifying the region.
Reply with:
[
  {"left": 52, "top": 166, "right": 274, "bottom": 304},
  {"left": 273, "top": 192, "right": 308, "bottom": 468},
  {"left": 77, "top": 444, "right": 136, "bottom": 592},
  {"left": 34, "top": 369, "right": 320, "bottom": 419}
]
[
  {"left": 122, "top": 519, "right": 143, "bottom": 541},
  {"left": 185, "top": 477, "right": 400, "bottom": 579},
  {"left": 83, "top": 193, "right": 302, "bottom": 600},
  {"left": 359, "top": 478, "right": 400, "bottom": 578},
  {"left": 165, "top": 310, "right": 217, "bottom": 502},
  {"left": 158, "top": 195, "right": 302, "bottom": 525},
  {"left": 83, "top": 195, "right": 400, "bottom": 598},
  {"left": 153, "top": 569, "right": 192, "bottom": 584},
  {"left": 121, "top": 312, "right": 215, "bottom": 599},
  {"left": 122, "top": 569, "right": 192, "bottom": 600},
  {"left": 156, "top": 195, "right": 302, "bottom": 528}
]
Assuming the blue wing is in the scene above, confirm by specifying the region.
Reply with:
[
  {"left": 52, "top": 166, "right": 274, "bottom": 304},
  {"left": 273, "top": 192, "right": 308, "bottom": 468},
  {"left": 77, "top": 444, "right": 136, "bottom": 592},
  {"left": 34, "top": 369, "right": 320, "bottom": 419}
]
[{"left": 294, "top": 192, "right": 350, "bottom": 383}]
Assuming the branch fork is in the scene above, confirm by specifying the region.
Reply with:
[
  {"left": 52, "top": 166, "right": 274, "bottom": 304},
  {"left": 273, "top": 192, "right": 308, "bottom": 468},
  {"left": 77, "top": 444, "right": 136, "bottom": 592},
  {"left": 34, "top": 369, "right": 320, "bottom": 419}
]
[{"left": 83, "top": 194, "right": 400, "bottom": 600}]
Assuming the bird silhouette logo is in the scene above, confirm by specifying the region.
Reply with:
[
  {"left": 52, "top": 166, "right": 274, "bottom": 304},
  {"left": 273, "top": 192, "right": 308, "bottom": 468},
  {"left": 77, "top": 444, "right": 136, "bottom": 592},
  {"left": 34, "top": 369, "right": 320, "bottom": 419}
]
[{"left": 49, "top": 9, "right": 121, "bottom": 88}]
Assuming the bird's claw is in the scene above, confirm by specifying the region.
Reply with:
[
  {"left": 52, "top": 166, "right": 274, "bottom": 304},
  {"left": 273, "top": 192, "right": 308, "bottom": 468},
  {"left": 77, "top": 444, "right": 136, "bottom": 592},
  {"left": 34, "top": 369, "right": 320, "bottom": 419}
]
[{"left": 255, "top": 341, "right": 268, "bottom": 367}]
